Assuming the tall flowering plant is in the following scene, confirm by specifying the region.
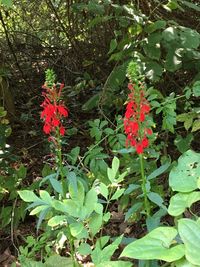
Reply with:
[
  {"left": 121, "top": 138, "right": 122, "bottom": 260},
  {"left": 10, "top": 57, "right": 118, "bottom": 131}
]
[
  {"left": 40, "top": 70, "right": 68, "bottom": 197},
  {"left": 124, "top": 62, "right": 152, "bottom": 217}
]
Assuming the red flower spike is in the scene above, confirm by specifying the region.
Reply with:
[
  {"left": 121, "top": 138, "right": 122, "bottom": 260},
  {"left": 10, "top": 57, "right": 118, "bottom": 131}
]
[
  {"left": 41, "top": 82, "right": 68, "bottom": 137},
  {"left": 124, "top": 81, "right": 152, "bottom": 154}
]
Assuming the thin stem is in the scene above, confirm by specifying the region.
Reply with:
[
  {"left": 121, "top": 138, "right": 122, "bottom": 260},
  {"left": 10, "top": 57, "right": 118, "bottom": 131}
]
[
  {"left": 139, "top": 154, "right": 150, "bottom": 217},
  {"left": 55, "top": 129, "right": 67, "bottom": 198}
]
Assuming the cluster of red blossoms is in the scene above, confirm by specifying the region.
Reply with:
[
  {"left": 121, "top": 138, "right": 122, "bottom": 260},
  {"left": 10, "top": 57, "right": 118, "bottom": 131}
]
[
  {"left": 41, "top": 83, "right": 68, "bottom": 136},
  {"left": 124, "top": 83, "right": 152, "bottom": 154}
]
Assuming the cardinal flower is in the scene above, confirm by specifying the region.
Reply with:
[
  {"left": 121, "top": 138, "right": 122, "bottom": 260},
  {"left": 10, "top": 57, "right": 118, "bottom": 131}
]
[
  {"left": 124, "top": 83, "right": 152, "bottom": 154},
  {"left": 41, "top": 83, "right": 68, "bottom": 137}
]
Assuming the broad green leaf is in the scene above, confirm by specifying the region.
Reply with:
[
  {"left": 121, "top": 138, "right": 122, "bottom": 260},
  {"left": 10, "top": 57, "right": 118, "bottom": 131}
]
[
  {"left": 120, "top": 227, "right": 184, "bottom": 262},
  {"left": 169, "top": 150, "right": 200, "bottom": 192},
  {"left": 179, "top": 27, "right": 200, "bottom": 49},
  {"left": 144, "top": 20, "right": 166, "bottom": 33},
  {"left": 20, "top": 260, "right": 44, "bottom": 267},
  {"left": 18, "top": 190, "right": 40, "bottom": 202},
  {"left": 96, "top": 261, "right": 132, "bottom": 267},
  {"left": 107, "top": 156, "right": 120, "bottom": 182},
  {"left": 168, "top": 192, "right": 200, "bottom": 216},
  {"left": 69, "top": 222, "right": 88, "bottom": 239},
  {"left": 88, "top": 213, "right": 102, "bottom": 236},
  {"left": 1, "top": 0, "right": 12, "bottom": 7},
  {"left": 78, "top": 243, "right": 92, "bottom": 255},
  {"left": 192, "top": 81, "right": 200, "bottom": 97},
  {"left": 69, "top": 180, "right": 85, "bottom": 205},
  {"left": 175, "top": 257, "right": 199, "bottom": 267},
  {"left": 178, "top": 219, "right": 200, "bottom": 265},
  {"left": 145, "top": 61, "right": 163, "bottom": 81},
  {"left": 45, "top": 254, "right": 73, "bottom": 267},
  {"left": 48, "top": 215, "right": 67, "bottom": 227},
  {"left": 111, "top": 188, "right": 125, "bottom": 200},
  {"left": 39, "top": 190, "right": 52, "bottom": 204},
  {"left": 84, "top": 188, "right": 97, "bottom": 215},
  {"left": 174, "top": 134, "right": 194, "bottom": 153},
  {"left": 165, "top": 49, "right": 182, "bottom": 72}
]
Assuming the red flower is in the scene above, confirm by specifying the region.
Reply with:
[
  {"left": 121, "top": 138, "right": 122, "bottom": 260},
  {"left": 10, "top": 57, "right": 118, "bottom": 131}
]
[
  {"left": 41, "top": 83, "right": 68, "bottom": 137},
  {"left": 124, "top": 81, "right": 152, "bottom": 154}
]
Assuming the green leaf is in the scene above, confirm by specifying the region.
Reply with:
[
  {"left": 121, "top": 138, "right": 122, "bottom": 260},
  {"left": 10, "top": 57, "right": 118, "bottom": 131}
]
[
  {"left": 88, "top": 213, "right": 102, "bottom": 236},
  {"left": 39, "top": 190, "right": 52, "bottom": 204},
  {"left": 147, "top": 162, "right": 170, "bottom": 180},
  {"left": 82, "top": 93, "right": 100, "bottom": 111},
  {"left": 192, "top": 81, "right": 200, "bottom": 97},
  {"left": 178, "top": 219, "right": 200, "bottom": 265},
  {"left": 144, "top": 20, "right": 166, "bottom": 33},
  {"left": 84, "top": 188, "right": 97, "bottom": 216},
  {"left": 1, "top": 0, "right": 12, "bottom": 7},
  {"left": 69, "top": 222, "right": 88, "bottom": 239},
  {"left": 108, "top": 39, "right": 118, "bottom": 54},
  {"left": 48, "top": 215, "right": 67, "bottom": 227},
  {"left": 169, "top": 150, "right": 200, "bottom": 192},
  {"left": 120, "top": 227, "right": 184, "bottom": 262},
  {"left": 125, "top": 202, "right": 143, "bottom": 221},
  {"left": 145, "top": 61, "right": 163, "bottom": 81},
  {"left": 192, "top": 120, "right": 200, "bottom": 132},
  {"left": 78, "top": 243, "right": 92, "bottom": 256},
  {"left": 174, "top": 134, "right": 194, "bottom": 153},
  {"left": 165, "top": 49, "right": 182, "bottom": 72},
  {"left": 175, "top": 257, "right": 199, "bottom": 267},
  {"left": 18, "top": 190, "right": 40, "bottom": 202},
  {"left": 107, "top": 156, "right": 120, "bottom": 182},
  {"left": 111, "top": 188, "right": 125, "bottom": 201},
  {"left": 180, "top": 0, "right": 200, "bottom": 12},
  {"left": 45, "top": 255, "right": 73, "bottom": 267},
  {"left": 69, "top": 180, "right": 85, "bottom": 205},
  {"left": 96, "top": 261, "right": 132, "bottom": 267},
  {"left": 99, "top": 183, "right": 108, "bottom": 199},
  {"left": 168, "top": 192, "right": 200, "bottom": 216},
  {"left": 147, "top": 192, "right": 167, "bottom": 210},
  {"left": 30, "top": 205, "right": 49, "bottom": 215},
  {"left": 97, "top": 235, "right": 123, "bottom": 264}
]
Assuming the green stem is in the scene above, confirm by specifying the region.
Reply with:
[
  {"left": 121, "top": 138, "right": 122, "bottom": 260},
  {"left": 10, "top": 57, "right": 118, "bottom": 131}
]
[
  {"left": 139, "top": 154, "right": 150, "bottom": 217},
  {"left": 55, "top": 129, "right": 66, "bottom": 198}
]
